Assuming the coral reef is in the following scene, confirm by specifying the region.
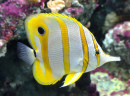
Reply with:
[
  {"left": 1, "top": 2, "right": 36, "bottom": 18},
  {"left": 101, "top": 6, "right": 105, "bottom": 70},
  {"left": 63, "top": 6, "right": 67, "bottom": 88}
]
[
  {"left": 63, "top": 7, "right": 83, "bottom": 17},
  {"left": 0, "top": 0, "right": 130, "bottom": 96},
  {"left": 91, "top": 67, "right": 130, "bottom": 96},
  {"left": 102, "top": 12, "right": 119, "bottom": 34},
  {"left": 102, "top": 21, "right": 130, "bottom": 96},
  {"left": 63, "top": 0, "right": 98, "bottom": 25},
  {"left": 103, "top": 21, "right": 130, "bottom": 68},
  {"left": 90, "top": 1, "right": 130, "bottom": 92},
  {"left": 18, "top": 0, "right": 46, "bottom": 5},
  {"left": 0, "top": 0, "right": 47, "bottom": 57},
  {"left": 112, "top": 21, "right": 130, "bottom": 48},
  {"left": 64, "top": 0, "right": 73, "bottom": 8}
]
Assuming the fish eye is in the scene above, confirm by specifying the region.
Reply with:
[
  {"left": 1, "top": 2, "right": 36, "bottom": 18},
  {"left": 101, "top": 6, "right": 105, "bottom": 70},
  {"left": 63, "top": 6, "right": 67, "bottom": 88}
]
[
  {"left": 37, "top": 27, "right": 45, "bottom": 35},
  {"left": 95, "top": 51, "right": 99, "bottom": 55}
]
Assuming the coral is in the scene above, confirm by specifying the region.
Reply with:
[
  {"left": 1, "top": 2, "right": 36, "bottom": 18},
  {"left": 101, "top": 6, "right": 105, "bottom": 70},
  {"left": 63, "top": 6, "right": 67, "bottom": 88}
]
[
  {"left": 84, "top": 83, "right": 100, "bottom": 96},
  {"left": 0, "top": 0, "right": 30, "bottom": 57},
  {"left": 26, "top": 0, "right": 41, "bottom": 3},
  {"left": 0, "top": 0, "right": 31, "bottom": 41},
  {"left": 1, "top": 1, "right": 29, "bottom": 18},
  {"left": 64, "top": 0, "right": 73, "bottom": 8},
  {"left": 91, "top": 67, "right": 130, "bottom": 96},
  {"left": 62, "top": 0, "right": 84, "bottom": 17},
  {"left": 110, "top": 21, "right": 130, "bottom": 48},
  {"left": 124, "top": 0, "right": 130, "bottom": 16},
  {"left": 18, "top": 0, "right": 46, "bottom": 4},
  {"left": 47, "top": 0, "right": 65, "bottom": 13},
  {"left": 0, "top": 39, "right": 7, "bottom": 57},
  {"left": 103, "top": 21, "right": 130, "bottom": 70},
  {"left": 0, "top": 0, "right": 47, "bottom": 57},
  {"left": 0, "top": 0, "right": 47, "bottom": 41},
  {"left": 63, "top": 7, "right": 83, "bottom": 17},
  {"left": 102, "top": 12, "right": 119, "bottom": 34},
  {"left": 72, "top": 0, "right": 84, "bottom": 8},
  {"left": 111, "top": 91, "right": 130, "bottom": 96},
  {"left": 102, "top": 21, "right": 130, "bottom": 95},
  {"left": 62, "top": 0, "right": 98, "bottom": 25}
]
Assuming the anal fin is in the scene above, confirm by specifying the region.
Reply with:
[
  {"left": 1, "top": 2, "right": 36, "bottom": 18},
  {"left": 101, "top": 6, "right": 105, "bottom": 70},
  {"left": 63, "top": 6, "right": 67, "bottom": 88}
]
[
  {"left": 61, "top": 72, "right": 84, "bottom": 87},
  {"left": 61, "top": 58, "right": 88, "bottom": 87}
]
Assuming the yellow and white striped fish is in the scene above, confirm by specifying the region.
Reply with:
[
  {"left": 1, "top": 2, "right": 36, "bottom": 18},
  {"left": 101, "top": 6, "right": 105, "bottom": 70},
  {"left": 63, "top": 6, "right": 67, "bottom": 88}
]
[{"left": 17, "top": 13, "right": 120, "bottom": 87}]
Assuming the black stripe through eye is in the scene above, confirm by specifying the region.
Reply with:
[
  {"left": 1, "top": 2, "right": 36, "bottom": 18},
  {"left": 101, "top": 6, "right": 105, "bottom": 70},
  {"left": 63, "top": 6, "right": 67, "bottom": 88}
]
[{"left": 37, "top": 27, "right": 45, "bottom": 35}]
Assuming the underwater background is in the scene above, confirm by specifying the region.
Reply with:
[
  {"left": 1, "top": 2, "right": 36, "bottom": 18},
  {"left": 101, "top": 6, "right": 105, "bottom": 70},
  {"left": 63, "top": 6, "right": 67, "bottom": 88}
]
[{"left": 0, "top": 0, "right": 130, "bottom": 96}]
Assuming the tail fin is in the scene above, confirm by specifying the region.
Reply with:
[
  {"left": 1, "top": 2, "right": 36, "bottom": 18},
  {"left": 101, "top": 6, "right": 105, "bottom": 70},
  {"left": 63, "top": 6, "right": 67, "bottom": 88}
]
[{"left": 17, "top": 42, "right": 35, "bottom": 65}]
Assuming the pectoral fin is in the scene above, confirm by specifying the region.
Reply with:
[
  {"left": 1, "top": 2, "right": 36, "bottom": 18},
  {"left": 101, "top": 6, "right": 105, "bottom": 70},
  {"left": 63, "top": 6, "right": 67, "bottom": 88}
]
[
  {"left": 17, "top": 42, "right": 35, "bottom": 65},
  {"left": 61, "top": 72, "right": 84, "bottom": 87}
]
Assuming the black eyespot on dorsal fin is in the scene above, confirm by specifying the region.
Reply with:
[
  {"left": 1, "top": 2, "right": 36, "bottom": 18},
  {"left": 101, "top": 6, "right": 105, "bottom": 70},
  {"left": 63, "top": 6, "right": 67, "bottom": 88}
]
[{"left": 96, "top": 51, "right": 99, "bottom": 55}]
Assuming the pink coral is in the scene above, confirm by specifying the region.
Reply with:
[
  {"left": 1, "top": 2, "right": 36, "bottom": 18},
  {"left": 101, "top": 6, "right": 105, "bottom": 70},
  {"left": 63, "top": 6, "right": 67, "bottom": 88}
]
[
  {"left": 127, "top": 79, "right": 130, "bottom": 86},
  {"left": 111, "top": 90, "right": 130, "bottom": 95},
  {"left": 0, "top": 1, "right": 32, "bottom": 18},
  {"left": 0, "top": 0, "right": 46, "bottom": 54},
  {"left": 0, "top": 0, "right": 32, "bottom": 43},
  {"left": 18, "top": 0, "right": 46, "bottom": 7},
  {"left": 87, "top": 83, "right": 99, "bottom": 96},
  {"left": 63, "top": 7, "right": 83, "bottom": 17},
  {"left": 111, "top": 21, "right": 130, "bottom": 48},
  {"left": 91, "top": 67, "right": 114, "bottom": 78},
  {"left": 91, "top": 67, "right": 130, "bottom": 96}
]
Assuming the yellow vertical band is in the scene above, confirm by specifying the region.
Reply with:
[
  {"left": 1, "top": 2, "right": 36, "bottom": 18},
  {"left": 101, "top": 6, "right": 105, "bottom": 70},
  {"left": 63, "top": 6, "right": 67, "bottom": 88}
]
[
  {"left": 39, "top": 25, "right": 54, "bottom": 80},
  {"left": 27, "top": 15, "right": 54, "bottom": 80},
  {"left": 33, "top": 60, "right": 52, "bottom": 85},
  {"left": 34, "top": 16, "right": 54, "bottom": 81},
  {"left": 77, "top": 22, "right": 89, "bottom": 72},
  {"left": 54, "top": 17, "right": 70, "bottom": 74},
  {"left": 90, "top": 32, "right": 100, "bottom": 67}
]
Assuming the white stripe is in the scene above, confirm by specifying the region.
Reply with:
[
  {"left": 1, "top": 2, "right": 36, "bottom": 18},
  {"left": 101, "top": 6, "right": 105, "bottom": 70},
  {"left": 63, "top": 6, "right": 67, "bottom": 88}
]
[
  {"left": 34, "top": 35, "right": 45, "bottom": 74},
  {"left": 82, "top": 26, "right": 97, "bottom": 72},
  {"left": 43, "top": 17, "right": 64, "bottom": 78},
  {"left": 60, "top": 17, "right": 83, "bottom": 72}
]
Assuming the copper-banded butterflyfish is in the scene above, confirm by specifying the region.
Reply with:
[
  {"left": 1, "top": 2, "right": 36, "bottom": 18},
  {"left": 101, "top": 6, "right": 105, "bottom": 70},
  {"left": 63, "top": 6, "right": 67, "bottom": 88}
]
[{"left": 17, "top": 13, "right": 121, "bottom": 87}]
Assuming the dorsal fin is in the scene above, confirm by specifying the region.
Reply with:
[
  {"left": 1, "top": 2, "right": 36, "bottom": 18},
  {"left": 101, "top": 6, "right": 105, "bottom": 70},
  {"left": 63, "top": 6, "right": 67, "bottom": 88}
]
[{"left": 39, "top": 13, "right": 79, "bottom": 22}]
